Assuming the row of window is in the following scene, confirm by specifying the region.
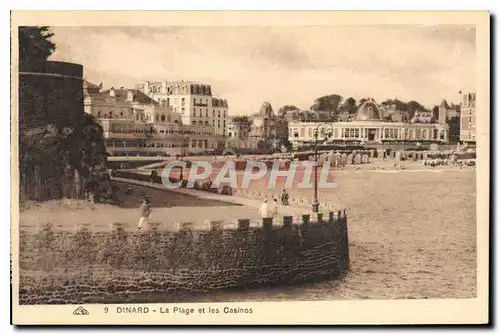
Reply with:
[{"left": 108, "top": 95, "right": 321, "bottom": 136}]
[
  {"left": 149, "top": 85, "right": 212, "bottom": 96},
  {"left": 149, "top": 86, "right": 162, "bottom": 94},
  {"left": 106, "top": 140, "right": 214, "bottom": 149},
  {"left": 190, "top": 120, "right": 226, "bottom": 128},
  {"left": 384, "top": 128, "right": 400, "bottom": 139},
  {"left": 93, "top": 110, "right": 129, "bottom": 118},
  {"left": 93, "top": 110, "right": 151, "bottom": 122},
  {"left": 191, "top": 108, "right": 227, "bottom": 118},
  {"left": 343, "top": 128, "right": 360, "bottom": 138},
  {"left": 157, "top": 97, "right": 214, "bottom": 106},
  {"left": 105, "top": 128, "right": 215, "bottom": 137},
  {"left": 158, "top": 97, "right": 226, "bottom": 113},
  {"left": 290, "top": 127, "right": 446, "bottom": 140}
]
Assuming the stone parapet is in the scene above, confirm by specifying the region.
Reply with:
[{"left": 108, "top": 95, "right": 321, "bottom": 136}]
[{"left": 19, "top": 211, "right": 349, "bottom": 304}]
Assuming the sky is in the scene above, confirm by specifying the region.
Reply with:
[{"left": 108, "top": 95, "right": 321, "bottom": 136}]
[{"left": 48, "top": 25, "right": 476, "bottom": 115}]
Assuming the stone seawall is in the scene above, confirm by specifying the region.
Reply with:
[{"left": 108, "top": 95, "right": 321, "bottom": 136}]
[{"left": 19, "top": 212, "right": 349, "bottom": 304}]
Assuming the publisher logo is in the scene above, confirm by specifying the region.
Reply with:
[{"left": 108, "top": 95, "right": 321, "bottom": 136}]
[{"left": 73, "top": 306, "right": 89, "bottom": 316}]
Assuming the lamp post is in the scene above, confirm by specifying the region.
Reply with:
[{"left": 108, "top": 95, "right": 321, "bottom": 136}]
[
  {"left": 179, "top": 130, "right": 190, "bottom": 181},
  {"left": 312, "top": 123, "right": 333, "bottom": 213}
]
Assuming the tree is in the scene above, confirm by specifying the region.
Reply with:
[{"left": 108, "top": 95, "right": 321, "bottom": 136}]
[
  {"left": 278, "top": 105, "right": 299, "bottom": 117},
  {"left": 357, "top": 97, "right": 373, "bottom": 107},
  {"left": 405, "top": 100, "right": 426, "bottom": 113},
  {"left": 405, "top": 100, "right": 427, "bottom": 119},
  {"left": 339, "top": 97, "right": 357, "bottom": 114},
  {"left": 65, "top": 114, "right": 108, "bottom": 173},
  {"left": 381, "top": 98, "right": 406, "bottom": 111},
  {"left": 19, "top": 26, "right": 56, "bottom": 63},
  {"left": 18, "top": 27, "right": 111, "bottom": 201},
  {"left": 310, "top": 94, "right": 343, "bottom": 112}
]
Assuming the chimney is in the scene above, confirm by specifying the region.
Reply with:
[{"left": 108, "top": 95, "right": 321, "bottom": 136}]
[
  {"left": 109, "top": 87, "right": 116, "bottom": 97},
  {"left": 127, "top": 90, "right": 134, "bottom": 102}
]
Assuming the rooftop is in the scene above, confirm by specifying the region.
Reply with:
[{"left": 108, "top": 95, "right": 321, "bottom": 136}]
[
  {"left": 143, "top": 80, "right": 211, "bottom": 86},
  {"left": 98, "top": 88, "right": 159, "bottom": 105},
  {"left": 83, "top": 80, "right": 101, "bottom": 91},
  {"left": 439, "top": 99, "right": 450, "bottom": 108},
  {"left": 353, "top": 99, "right": 384, "bottom": 122}
]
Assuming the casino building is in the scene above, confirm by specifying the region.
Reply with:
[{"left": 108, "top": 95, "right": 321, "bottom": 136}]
[{"left": 288, "top": 99, "right": 449, "bottom": 145}]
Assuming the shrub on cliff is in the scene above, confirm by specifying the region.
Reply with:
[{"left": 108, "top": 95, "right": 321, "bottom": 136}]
[
  {"left": 18, "top": 26, "right": 109, "bottom": 201},
  {"left": 19, "top": 26, "right": 55, "bottom": 63}
]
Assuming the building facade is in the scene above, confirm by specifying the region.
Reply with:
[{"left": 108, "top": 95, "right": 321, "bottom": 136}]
[
  {"left": 438, "top": 99, "right": 460, "bottom": 143},
  {"left": 460, "top": 92, "right": 476, "bottom": 143},
  {"left": 135, "top": 81, "right": 229, "bottom": 139},
  {"left": 248, "top": 101, "right": 277, "bottom": 140},
  {"left": 84, "top": 81, "right": 220, "bottom": 156},
  {"left": 227, "top": 117, "right": 252, "bottom": 140},
  {"left": 226, "top": 102, "right": 281, "bottom": 150},
  {"left": 288, "top": 99, "right": 449, "bottom": 145}
]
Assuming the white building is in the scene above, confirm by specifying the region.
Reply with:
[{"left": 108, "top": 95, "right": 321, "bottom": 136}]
[
  {"left": 135, "top": 80, "right": 229, "bottom": 140},
  {"left": 460, "top": 92, "right": 476, "bottom": 143},
  {"left": 84, "top": 81, "right": 220, "bottom": 156},
  {"left": 225, "top": 102, "right": 280, "bottom": 150},
  {"left": 288, "top": 99, "right": 449, "bottom": 145}
]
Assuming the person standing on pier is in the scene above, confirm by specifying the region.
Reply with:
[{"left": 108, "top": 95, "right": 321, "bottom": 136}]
[
  {"left": 258, "top": 199, "right": 270, "bottom": 219},
  {"left": 138, "top": 197, "right": 151, "bottom": 230},
  {"left": 273, "top": 198, "right": 280, "bottom": 224}
]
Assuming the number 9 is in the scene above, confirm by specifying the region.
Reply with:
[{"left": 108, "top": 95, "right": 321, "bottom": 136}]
[{"left": 104, "top": 307, "right": 108, "bottom": 313}]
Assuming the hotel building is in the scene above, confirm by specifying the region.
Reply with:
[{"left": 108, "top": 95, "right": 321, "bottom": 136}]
[
  {"left": 84, "top": 81, "right": 220, "bottom": 156},
  {"left": 288, "top": 99, "right": 449, "bottom": 145},
  {"left": 459, "top": 92, "right": 476, "bottom": 143},
  {"left": 135, "top": 80, "right": 229, "bottom": 140}
]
